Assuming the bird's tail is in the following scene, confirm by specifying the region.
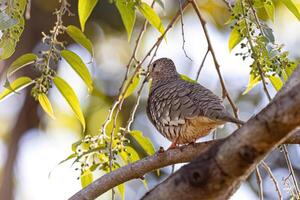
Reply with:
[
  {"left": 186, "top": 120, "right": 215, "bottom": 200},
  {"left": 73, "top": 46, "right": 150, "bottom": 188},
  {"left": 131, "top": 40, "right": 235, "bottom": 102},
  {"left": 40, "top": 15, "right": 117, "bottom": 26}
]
[{"left": 222, "top": 112, "right": 245, "bottom": 125}]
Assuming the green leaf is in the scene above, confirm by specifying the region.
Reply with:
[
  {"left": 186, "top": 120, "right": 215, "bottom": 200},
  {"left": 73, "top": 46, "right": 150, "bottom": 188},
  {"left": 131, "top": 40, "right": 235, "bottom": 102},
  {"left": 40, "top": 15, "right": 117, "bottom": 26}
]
[
  {"left": 61, "top": 50, "right": 93, "bottom": 93},
  {"left": 123, "top": 73, "right": 140, "bottom": 99},
  {"left": 53, "top": 76, "right": 86, "bottom": 130},
  {"left": 282, "top": 70, "right": 289, "bottom": 82},
  {"left": 262, "top": 27, "right": 275, "bottom": 43},
  {"left": 264, "top": 1, "right": 275, "bottom": 22},
  {"left": 118, "top": 183, "right": 125, "bottom": 200},
  {"left": 78, "top": 0, "right": 99, "bottom": 31},
  {"left": 130, "top": 130, "right": 155, "bottom": 156},
  {"left": 180, "top": 74, "right": 197, "bottom": 83},
  {"left": 89, "top": 163, "right": 100, "bottom": 171},
  {"left": 6, "top": 53, "right": 37, "bottom": 77},
  {"left": 0, "top": 77, "right": 33, "bottom": 102},
  {"left": 72, "top": 140, "right": 82, "bottom": 152},
  {"left": 80, "top": 169, "right": 93, "bottom": 188},
  {"left": 58, "top": 153, "right": 77, "bottom": 165},
  {"left": 0, "top": 11, "right": 17, "bottom": 30},
  {"left": 142, "top": 179, "right": 149, "bottom": 190},
  {"left": 0, "top": 0, "right": 26, "bottom": 60},
  {"left": 285, "top": 62, "right": 297, "bottom": 77},
  {"left": 280, "top": 0, "right": 300, "bottom": 20},
  {"left": 138, "top": 2, "right": 165, "bottom": 35},
  {"left": 253, "top": 0, "right": 264, "bottom": 8},
  {"left": 115, "top": 0, "right": 136, "bottom": 41},
  {"left": 38, "top": 93, "right": 55, "bottom": 119},
  {"left": 120, "top": 146, "right": 140, "bottom": 164},
  {"left": 228, "top": 26, "right": 243, "bottom": 51},
  {"left": 243, "top": 74, "right": 260, "bottom": 95},
  {"left": 66, "top": 25, "right": 94, "bottom": 56},
  {"left": 126, "top": 146, "right": 140, "bottom": 162},
  {"left": 269, "top": 75, "right": 283, "bottom": 91}
]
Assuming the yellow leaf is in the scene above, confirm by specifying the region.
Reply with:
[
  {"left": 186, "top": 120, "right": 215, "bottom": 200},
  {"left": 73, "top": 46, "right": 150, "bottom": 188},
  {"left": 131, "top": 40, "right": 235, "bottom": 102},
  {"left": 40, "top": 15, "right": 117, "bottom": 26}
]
[
  {"left": 0, "top": 76, "right": 33, "bottom": 102},
  {"left": 122, "top": 73, "right": 140, "bottom": 99},
  {"left": 130, "top": 130, "right": 155, "bottom": 156},
  {"left": 38, "top": 93, "right": 55, "bottom": 119},
  {"left": 78, "top": 0, "right": 99, "bottom": 31},
  {"left": 269, "top": 75, "right": 283, "bottom": 91},
  {"left": 115, "top": 0, "right": 136, "bottom": 41},
  {"left": 80, "top": 169, "right": 93, "bottom": 188},
  {"left": 53, "top": 76, "right": 86, "bottom": 131},
  {"left": 264, "top": 1, "right": 275, "bottom": 22},
  {"left": 120, "top": 146, "right": 140, "bottom": 164},
  {"left": 228, "top": 27, "right": 243, "bottom": 52},
  {"left": 118, "top": 183, "right": 125, "bottom": 200},
  {"left": 66, "top": 25, "right": 94, "bottom": 56},
  {"left": 6, "top": 53, "right": 37, "bottom": 77},
  {"left": 61, "top": 50, "right": 93, "bottom": 93},
  {"left": 138, "top": 2, "right": 165, "bottom": 35},
  {"left": 243, "top": 74, "right": 260, "bottom": 95}
]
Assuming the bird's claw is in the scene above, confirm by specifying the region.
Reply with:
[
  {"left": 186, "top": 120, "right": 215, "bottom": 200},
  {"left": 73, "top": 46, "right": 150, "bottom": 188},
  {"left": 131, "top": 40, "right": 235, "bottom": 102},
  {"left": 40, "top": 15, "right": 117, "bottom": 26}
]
[{"left": 157, "top": 146, "right": 165, "bottom": 153}]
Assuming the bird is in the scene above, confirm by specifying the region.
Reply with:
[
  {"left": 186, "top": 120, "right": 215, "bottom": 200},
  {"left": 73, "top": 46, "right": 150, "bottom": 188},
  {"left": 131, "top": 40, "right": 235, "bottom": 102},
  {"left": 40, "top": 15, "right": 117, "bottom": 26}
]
[{"left": 146, "top": 58, "right": 244, "bottom": 149}]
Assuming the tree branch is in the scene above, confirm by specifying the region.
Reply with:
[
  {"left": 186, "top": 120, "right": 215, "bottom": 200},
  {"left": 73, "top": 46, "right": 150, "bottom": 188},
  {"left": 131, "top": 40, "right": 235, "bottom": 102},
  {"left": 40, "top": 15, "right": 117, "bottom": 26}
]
[
  {"left": 69, "top": 140, "right": 218, "bottom": 200},
  {"left": 68, "top": 130, "right": 300, "bottom": 200}
]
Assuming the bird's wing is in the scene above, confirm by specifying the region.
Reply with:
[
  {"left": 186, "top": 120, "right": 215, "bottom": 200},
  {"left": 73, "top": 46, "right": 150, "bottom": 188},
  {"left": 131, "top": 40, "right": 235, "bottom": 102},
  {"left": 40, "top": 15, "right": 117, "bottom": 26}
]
[
  {"left": 147, "top": 79, "right": 241, "bottom": 129},
  {"left": 186, "top": 82, "right": 244, "bottom": 124},
  {"left": 148, "top": 81, "right": 188, "bottom": 128},
  {"left": 162, "top": 79, "right": 233, "bottom": 123}
]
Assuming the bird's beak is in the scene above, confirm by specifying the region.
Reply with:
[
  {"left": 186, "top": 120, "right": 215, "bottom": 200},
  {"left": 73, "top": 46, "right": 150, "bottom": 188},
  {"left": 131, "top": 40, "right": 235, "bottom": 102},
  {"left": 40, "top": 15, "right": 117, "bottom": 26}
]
[
  {"left": 139, "top": 68, "right": 151, "bottom": 82},
  {"left": 146, "top": 64, "right": 154, "bottom": 82}
]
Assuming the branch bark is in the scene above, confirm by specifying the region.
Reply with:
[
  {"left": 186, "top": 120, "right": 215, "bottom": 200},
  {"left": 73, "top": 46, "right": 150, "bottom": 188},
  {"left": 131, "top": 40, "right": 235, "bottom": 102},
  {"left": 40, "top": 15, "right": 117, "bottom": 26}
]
[
  {"left": 69, "top": 140, "right": 218, "bottom": 200},
  {"left": 69, "top": 129, "right": 300, "bottom": 200}
]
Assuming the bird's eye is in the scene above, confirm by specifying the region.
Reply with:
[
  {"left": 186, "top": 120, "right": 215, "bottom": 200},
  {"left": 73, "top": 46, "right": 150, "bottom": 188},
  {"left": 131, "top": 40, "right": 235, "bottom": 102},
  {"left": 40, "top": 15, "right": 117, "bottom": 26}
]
[{"left": 153, "top": 63, "right": 157, "bottom": 68}]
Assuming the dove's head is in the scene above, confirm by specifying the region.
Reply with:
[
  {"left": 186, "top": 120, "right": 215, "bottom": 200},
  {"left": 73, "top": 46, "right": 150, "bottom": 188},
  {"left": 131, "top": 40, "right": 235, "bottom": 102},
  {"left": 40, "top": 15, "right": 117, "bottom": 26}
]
[{"left": 149, "top": 58, "right": 179, "bottom": 84}]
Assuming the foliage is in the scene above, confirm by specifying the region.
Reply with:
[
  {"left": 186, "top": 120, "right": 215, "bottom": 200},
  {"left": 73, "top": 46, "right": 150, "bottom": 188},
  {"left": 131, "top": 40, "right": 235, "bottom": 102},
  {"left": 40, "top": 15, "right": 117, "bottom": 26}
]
[
  {"left": 0, "top": 0, "right": 26, "bottom": 60},
  {"left": 228, "top": 0, "right": 299, "bottom": 94},
  {"left": 78, "top": 0, "right": 99, "bottom": 32},
  {"left": 115, "top": 0, "right": 165, "bottom": 40}
]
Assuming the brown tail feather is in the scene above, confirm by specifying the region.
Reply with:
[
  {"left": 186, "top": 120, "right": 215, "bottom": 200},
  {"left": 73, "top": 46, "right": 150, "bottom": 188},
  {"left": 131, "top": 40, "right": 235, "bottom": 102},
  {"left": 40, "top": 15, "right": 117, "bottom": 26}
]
[{"left": 223, "top": 113, "right": 245, "bottom": 125}]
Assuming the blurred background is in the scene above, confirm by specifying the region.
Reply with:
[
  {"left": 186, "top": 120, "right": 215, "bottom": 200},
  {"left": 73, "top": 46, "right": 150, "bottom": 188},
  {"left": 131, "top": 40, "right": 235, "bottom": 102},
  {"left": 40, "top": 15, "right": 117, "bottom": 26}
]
[{"left": 0, "top": 0, "right": 300, "bottom": 199}]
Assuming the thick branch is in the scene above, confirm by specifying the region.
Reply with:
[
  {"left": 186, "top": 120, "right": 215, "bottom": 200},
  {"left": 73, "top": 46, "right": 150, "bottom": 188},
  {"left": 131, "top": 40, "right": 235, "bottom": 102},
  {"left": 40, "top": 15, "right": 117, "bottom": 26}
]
[
  {"left": 69, "top": 131, "right": 300, "bottom": 200},
  {"left": 142, "top": 82, "right": 300, "bottom": 199},
  {"left": 69, "top": 140, "right": 218, "bottom": 200}
]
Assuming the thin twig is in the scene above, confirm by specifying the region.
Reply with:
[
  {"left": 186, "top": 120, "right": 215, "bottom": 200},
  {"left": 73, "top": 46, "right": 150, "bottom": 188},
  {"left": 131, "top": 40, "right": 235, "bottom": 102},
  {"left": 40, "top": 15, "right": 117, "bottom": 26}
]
[
  {"left": 178, "top": 0, "right": 192, "bottom": 61},
  {"left": 281, "top": 145, "right": 300, "bottom": 198},
  {"left": 25, "top": 0, "right": 32, "bottom": 19},
  {"left": 195, "top": 47, "right": 209, "bottom": 80},
  {"left": 255, "top": 166, "right": 264, "bottom": 200},
  {"left": 190, "top": 0, "right": 240, "bottom": 125},
  {"left": 240, "top": 0, "right": 271, "bottom": 101},
  {"left": 261, "top": 161, "right": 283, "bottom": 200}
]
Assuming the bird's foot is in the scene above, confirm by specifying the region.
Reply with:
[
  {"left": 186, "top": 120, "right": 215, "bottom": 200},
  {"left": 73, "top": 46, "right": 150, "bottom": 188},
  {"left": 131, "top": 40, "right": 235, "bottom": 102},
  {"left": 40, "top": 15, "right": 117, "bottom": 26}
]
[
  {"left": 157, "top": 146, "right": 165, "bottom": 153},
  {"left": 188, "top": 139, "right": 197, "bottom": 147},
  {"left": 167, "top": 138, "right": 179, "bottom": 150}
]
